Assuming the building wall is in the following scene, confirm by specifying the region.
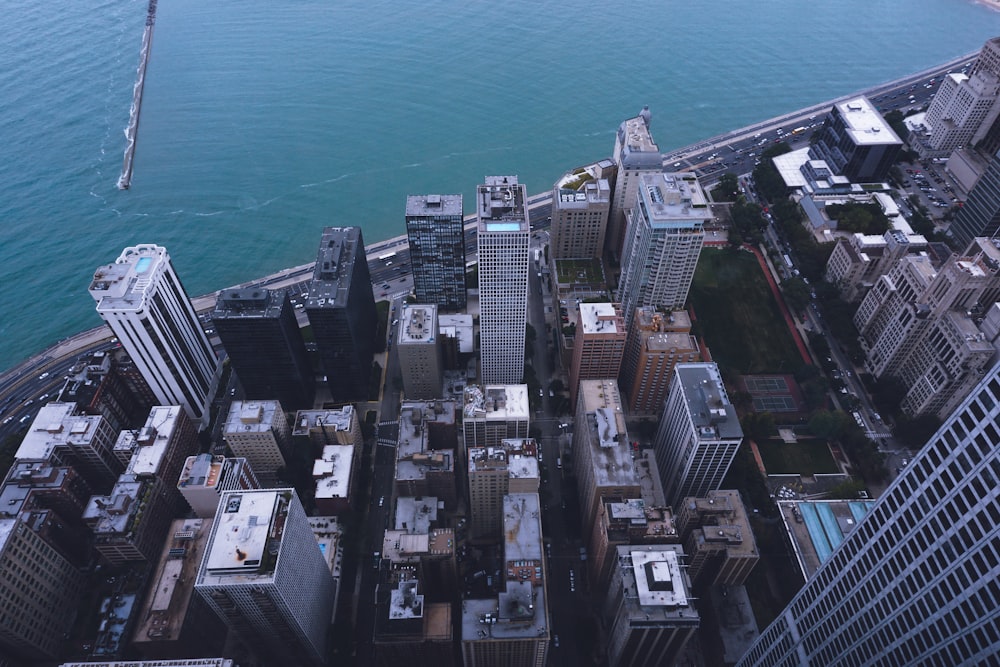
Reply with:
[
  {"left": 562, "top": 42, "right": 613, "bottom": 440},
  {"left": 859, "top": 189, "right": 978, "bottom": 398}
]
[
  {"left": 551, "top": 180, "right": 610, "bottom": 260},
  {"left": 739, "top": 360, "right": 1000, "bottom": 666},
  {"left": 406, "top": 194, "right": 467, "bottom": 311}
]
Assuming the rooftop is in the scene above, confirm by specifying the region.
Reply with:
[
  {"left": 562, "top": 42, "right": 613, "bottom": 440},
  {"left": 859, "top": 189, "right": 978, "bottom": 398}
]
[
  {"left": 389, "top": 579, "right": 425, "bottom": 620},
  {"left": 438, "top": 314, "right": 474, "bottom": 354},
  {"left": 675, "top": 363, "right": 744, "bottom": 441},
  {"left": 579, "top": 303, "right": 624, "bottom": 335},
  {"left": 406, "top": 193, "right": 463, "bottom": 218},
  {"left": 308, "top": 516, "right": 344, "bottom": 578},
  {"left": 616, "top": 109, "right": 662, "bottom": 169},
  {"left": 307, "top": 226, "right": 364, "bottom": 308},
  {"left": 313, "top": 445, "right": 354, "bottom": 500},
  {"left": 463, "top": 385, "right": 529, "bottom": 421},
  {"left": 177, "top": 453, "right": 224, "bottom": 489},
  {"left": 224, "top": 400, "right": 283, "bottom": 435},
  {"left": 199, "top": 490, "right": 288, "bottom": 584},
  {"left": 16, "top": 403, "right": 106, "bottom": 462},
  {"left": 396, "top": 401, "right": 456, "bottom": 481},
  {"left": 127, "top": 406, "right": 183, "bottom": 477},
  {"left": 399, "top": 304, "right": 438, "bottom": 345},
  {"left": 476, "top": 176, "right": 529, "bottom": 232},
  {"left": 503, "top": 494, "right": 543, "bottom": 564},
  {"left": 293, "top": 405, "right": 357, "bottom": 438},
  {"left": 212, "top": 287, "right": 286, "bottom": 320},
  {"left": 834, "top": 96, "right": 903, "bottom": 146},
  {"left": 89, "top": 244, "right": 169, "bottom": 313},
  {"left": 554, "top": 178, "right": 611, "bottom": 207},
  {"left": 578, "top": 380, "right": 639, "bottom": 489},
  {"left": 461, "top": 581, "right": 549, "bottom": 642},
  {"left": 637, "top": 172, "right": 711, "bottom": 224},
  {"left": 83, "top": 476, "right": 145, "bottom": 536},
  {"left": 631, "top": 548, "right": 689, "bottom": 608},
  {"left": 468, "top": 439, "right": 539, "bottom": 479},
  {"left": 0, "top": 462, "right": 75, "bottom": 519},
  {"left": 778, "top": 499, "right": 877, "bottom": 580},
  {"left": 382, "top": 527, "right": 455, "bottom": 562},
  {"left": 394, "top": 496, "right": 439, "bottom": 534}
]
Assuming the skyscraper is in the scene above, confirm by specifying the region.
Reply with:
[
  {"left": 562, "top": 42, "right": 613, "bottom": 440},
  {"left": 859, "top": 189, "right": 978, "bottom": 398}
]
[
  {"left": 551, "top": 177, "right": 611, "bottom": 260},
  {"left": 406, "top": 194, "right": 467, "bottom": 310},
  {"left": 397, "top": 303, "right": 443, "bottom": 399},
  {"left": 89, "top": 244, "right": 220, "bottom": 428},
  {"left": 808, "top": 96, "right": 902, "bottom": 183},
  {"left": 305, "top": 226, "right": 378, "bottom": 402},
  {"left": 211, "top": 287, "right": 313, "bottom": 409},
  {"left": 617, "top": 172, "right": 711, "bottom": 327},
  {"left": 619, "top": 307, "right": 701, "bottom": 415},
  {"left": 951, "top": 150, "right": 1000, "bottom": 248},
  {"left": 653, "top": 363, "right": 743, "bottom": 507},
  {"left": 195, "top": 489, "right": 335, "bottom": 666},
  {"left": 607, "top": 107, "right": 662, "bottom": 261},
  {"left": 739, "top": 359, "right": 1000, "bottom": 666},
  {"left": 568, "top": 303, "right": 627, "bottom": 407},
  {"left": 476, "top": 176, "right": 530, "bottom": 385},
  {"left": 222, "top": 400, "right": 291, "bottom": 487}
]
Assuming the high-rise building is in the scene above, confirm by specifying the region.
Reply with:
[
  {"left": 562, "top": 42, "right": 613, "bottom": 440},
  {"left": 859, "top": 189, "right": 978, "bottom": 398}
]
[
  {"left": 951, "top": 151, "right": 1000, "bottom": 248},
  {"left": 588, "top": 498, "right": 678, "bottom": 597},
  {"left": 0, "top": 514, "right": 86, "bottom": 661},
  {"left": 619, "top": 308, "right": 701, "bottom": 415},
  {"left": 607, "top": 107, "right": 662, "bottom": 261},
  {"left": 653, "top": 363, "right": 743, "bottom": 507},
  {"left": 854, "top": 239, "right": 1000, "bottom": 418},
  {"left": 467, "top": 438, "right": 539, "bottom": 541},
  {"left": 89, "top": 244, "right": 220, "bottom": 428},
  {"left": 808, "top": 97, "right": 902, "bottom": 183},
  {"left": 177, "top": 454, "right": 260, "bottom": 518},
  {"left": 476, "top": 176, "right": 530, "bottom": 385},
  {"left": 305, "top": 226, "right": 378, "bottom": 402},
  {"left": 602, "top": 545, "right": 699, "bottom": 667},
  {"left": 911, "top": 67, "right": 1000, "bottom": 158},
  {"left": 395, "top": 400, "right": 458, "bottom": 509},
  {"left": 569, "top": 303, "right": 627, "bottom": 407},
  {"left": 222, "top": 400, "right": 291, "bottom": 486},
  {"left": 211, "top": 287, "right": 314, "bottom": 409},
  {"left": 373, "top": 573, "right": 455, "bottom": 667},
  {"left": 406, "top": 194, "right": 467, "bottom": 310},
  {"left": 462, "top": 385, "right": 530, "bottom": 450},
  {"left": 551, "top": 177, "right": 611, "bottom": 259},
  {"left": 958, "top": 36, "right": 1000, "bottom": 157},
  {"left": 824, "top": 228, "right": 929, "bottom": 303},
  {"left": 195, "top": 489, "right": 335, "bottom": 666},
  {"left": 292, "top": 405, "right": 364, "bottom": 454},
  {"left": 572, "top": 380, "right": 640, "bottom": 531},
  {"left": 312, "top": 444, "right": 357, "bottom": 515},
  {"left": 738, "top": 360, "right": 1000, "bottom": 666},
  {"left": 58, "top": 348, "right": 155, "bottom": 432},
  {"left": 397, "top": 303, "right": 443, "bottom": 399},
  {"left": 617, "top": 172, "right": 711, "bottom": 326}
]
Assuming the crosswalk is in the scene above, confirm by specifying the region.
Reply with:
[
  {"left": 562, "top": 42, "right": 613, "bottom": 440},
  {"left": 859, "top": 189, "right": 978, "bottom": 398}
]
[{"left": 377, "top": 420, "right": 398, "bottom": 447}]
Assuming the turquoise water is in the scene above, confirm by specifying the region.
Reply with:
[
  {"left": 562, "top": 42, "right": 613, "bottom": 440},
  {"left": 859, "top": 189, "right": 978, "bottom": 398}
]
[{"left": 2, "top": 0, "right": 999, "bottom": 370}]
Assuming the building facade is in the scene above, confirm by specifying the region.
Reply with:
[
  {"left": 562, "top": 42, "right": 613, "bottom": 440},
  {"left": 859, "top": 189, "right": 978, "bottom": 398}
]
[
  {"left": 617, "top": 173, "right": 711, "bottom": 326},
  {"left": 477, "top": 176, "right": 530, "bottom": 385},
  {"left": 211, "top": 287, "right": 313, "bottom": 409},
  {"left": 653, "top": 363, "right": 743, "bottom": 507},
  {"left": 398, "top": 304, "right": 443, "bottom": 399},
  {"left": 467, "top": 439, "right": 539, "bottom": 541},
  {"left": 305, "top": 226, "right": 378, "bottom": 402},
  {"left": 222, "top": 401, "right": 291, "bottom": 486},
  {"left": 619, "top": 308, "right": 701, "bottom": 415},
  {"left": 569, "top": 303, "right": 627, "bottom": 407},
  {"left": 551, "top": 177, "right": 611, "bottom": 259},
  {"left": 90, "top": 244, "right": 220, "bottom": 428},
  {"left": 675, "top": 490, "right": 759, "bottom": 589},
  {"left": 607, "top": 107, "right": 662, "bottom": 261},
  {"left": 462, "top": 385, "right": 530, "bottom": 451},
  {"left": 406, "top": 194, "right": 467, "bottom": 310},
  {"left": 195, "top": 490, "right": 335, "bottom": 667},
  {"left": 739, "top": 359, "right": 1000, "bottom": 666},
  {"left": 950, "top": 149, "right": 1000, "bottom": 248}
]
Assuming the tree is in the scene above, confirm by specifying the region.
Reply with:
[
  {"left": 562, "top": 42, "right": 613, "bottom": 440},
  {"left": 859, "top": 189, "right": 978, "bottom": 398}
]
[
  {"left": 713, "top": 173, "right": 739, "bottom": 202},
  {"left": 741, "top": 412, "right": 776, "bottom": 441},
  {"left": 782, "top": 276, "right": 811, "bottom": 316},
  {"left": 808, "top": 410, "right": 843, "bottom": 439}
]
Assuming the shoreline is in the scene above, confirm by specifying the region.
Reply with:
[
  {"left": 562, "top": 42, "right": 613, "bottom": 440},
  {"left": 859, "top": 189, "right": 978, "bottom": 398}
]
[{"left": 0, "top": 52, "right": 981, "bottom": 383}]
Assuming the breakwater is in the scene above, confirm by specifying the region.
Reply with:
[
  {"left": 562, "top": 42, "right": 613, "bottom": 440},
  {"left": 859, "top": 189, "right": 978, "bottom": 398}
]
[{"left": 117, "top": 0, "right": 157, "bottom": 190}]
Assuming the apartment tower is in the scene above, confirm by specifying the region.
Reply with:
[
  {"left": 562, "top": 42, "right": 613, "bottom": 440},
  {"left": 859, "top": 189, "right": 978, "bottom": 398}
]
[
  {"left": 476, "top": 176, "right": 530, "bottom": 385},
  {"left": 569, "top": 303, "right": 627, "bottom": 407},
  {"left": 90, "top": 244, "right": 220, "bottom": 428},
  {"left": 619, "top": 308, "right": 701, "bottom": 415},
  {"left": 607, "top": 107, "right": 662, "bottom": 261},
  {"left": 551, "top": 177, "right": 611, "bottom": 259},
  {"left": 405, "top": 194, "right": 467, "bottom": 310},
  {"left": 397, "top": 303, "right": 443, "bottom": 399}
]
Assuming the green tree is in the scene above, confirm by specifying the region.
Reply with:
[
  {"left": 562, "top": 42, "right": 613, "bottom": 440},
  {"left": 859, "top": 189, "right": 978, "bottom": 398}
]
[
  {"left": 782, "top": 276, "right": 811, "bottom": 316},
  {"left": 741, "top": 412, "right": 776, "bottom": 441},
  {"left": 808, "top": 410, "right": 842, "bottom": 439},
  {"left": 713, "top": 173, "right": 739, "bottom": 202}
]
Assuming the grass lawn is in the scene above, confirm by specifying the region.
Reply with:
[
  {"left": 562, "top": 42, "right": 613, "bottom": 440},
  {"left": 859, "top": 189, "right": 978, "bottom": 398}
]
[
  {"left": 756, "top": 438, "right": 840, "bottom": 475},
  {"left": 555, "top": 258, "right": 604, "bottom": 284},
  {"left": 689, "top": 247, "right": 803, "bottom": 375}
]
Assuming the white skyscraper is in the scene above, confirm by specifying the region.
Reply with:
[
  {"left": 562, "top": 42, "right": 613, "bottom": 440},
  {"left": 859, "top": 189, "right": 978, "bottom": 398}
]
[
  {"left": 653, "top": 363, "right": 743, "bottom": 507},
  {"left": 476, "top": 176, "right": 530, "bottom": 385},
  {"left": 617, "top": 172, "right": 711, "bottom": 327},
  {"left": 89, "top": 245, "right": 220, "bottom": 428},
  {"left": 607, "top": 107, "right": 662, "bottom": 261},
  {"left": 195, "top": 489, "right": 335, "bottom": 666},
  {"left": 739, "top": 359, "right": 1000, "bottom": 666}
]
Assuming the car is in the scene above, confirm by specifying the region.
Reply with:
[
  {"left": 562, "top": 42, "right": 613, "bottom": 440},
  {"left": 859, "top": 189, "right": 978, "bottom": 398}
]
[
  {"left": 392, "top": 319, "right": 399, "bottom": 326},
  {"left": 554, "top": 635, "right": 560, "bottom": 648},
  {"left": 2, "top": 417, "right": 13, "bottom": 425},
  {"left": 38, "top": 372, "right": 49, "bottom": 380},
  {"left": 379, "top": 496, "right": 385, "bottom": 507}
]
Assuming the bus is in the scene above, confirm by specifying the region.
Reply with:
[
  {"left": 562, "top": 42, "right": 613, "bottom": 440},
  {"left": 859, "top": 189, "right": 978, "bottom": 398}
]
[
  {"left": 791, "top": 126, "right": 807, "bottom": 135},
  {"left": 377, "top": 252, "right": 397, "bottom": 262}
]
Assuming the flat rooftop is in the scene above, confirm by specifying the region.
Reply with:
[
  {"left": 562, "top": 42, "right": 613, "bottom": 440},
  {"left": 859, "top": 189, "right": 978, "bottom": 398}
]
[
  {"left": 293, "top": 406, "right": 357, "bottom": 438},
  {"left": 476, "top": 176, "right": 529, "bottom": 232},
  {"left": 631, "top": 547, "right": 689, "bottom": 608},
  {"left": 638, "top": 172, "right": 711, "bottom": 224},
  {"left": 675, "top": 363, "right": 743, "bottom": 441},
  {"left": 199, "top": 490, "right": 287, "bottom": 583},
  {"left": 646, "top": 331, "right": 698, "bottom": 353},
  {"left": 212, "top": 287, "right": 285, "bottom": 320},
  {"left": 399, "top": 304, "right": 438, "bottom": 345},
  {"left": 617, "top": 112, "right": 662, "bottom": 169},
  {"left": 394, "top": 496, "right": 439, "bottom": 534},
  {"left": 438, "top": 314, "right": 474, "bottom": 354},
  {"left": 461, "top": 581, "right": 549, "bottom": 642},
  {"left": 396, "top": 401, "right": 456, "bottom": 481},
  {"left": 308, "top": 516, "right": 344, "bottom": 578},
  {"left": 579, "top": 303, "right": 624, "bottom": 335},
  {"left": 89, "top": 244, "right": 169, "bottom": 313},
  {"left": 132, "top": 517, "right": 214, "bottom": 646},
  {"left": 127, "top": 406, "right": 183, "bottom": 477},
  {"left": 83, "top": 477, "right": 143, "bottom": 536},
  {"left": 834, "top": 97, "right": 903, "bottom": 146},
  {"left": 224, "top": 400, "right": 283, "bottom": 435},
  {"left": 463, "top": 385, "right": 529, "bottom": 421},
  {"left": 16, "top": 403, "right": 104, "bottom": 462},
  {"left": 778, "top": 499, "right": 877, "bottom": 580},
  {"left": 308, "top": 226, "right": 364, "bottom": 308},
  {"left": 313, "top": 445, "right": 354, "bottom": 500},
  {"left": 503, "top": 494, "right": 542, "bottom": 564},
  {"left": 178, "top": 453, "right": 224, "bottom": 489},
  {"left": 406, "top": 193, "right": 463, "bottom": 218}
]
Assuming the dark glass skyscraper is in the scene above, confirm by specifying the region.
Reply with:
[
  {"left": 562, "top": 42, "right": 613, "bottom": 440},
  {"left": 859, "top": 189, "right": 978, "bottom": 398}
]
[
  {"left": 405, "top": 194, "right": 467, "bottom": 310},
  {"left": 212, "top": 287, "right": 314, "bottom": 409},
  {"left": 305, "top": 227, "right": 378, "bottom": 402},
  {"left": 950, "top": 150, "right": 1000, "bottom": 249}
]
